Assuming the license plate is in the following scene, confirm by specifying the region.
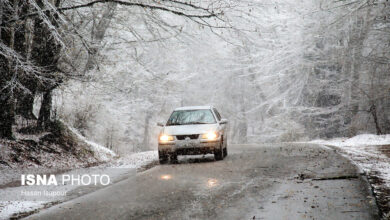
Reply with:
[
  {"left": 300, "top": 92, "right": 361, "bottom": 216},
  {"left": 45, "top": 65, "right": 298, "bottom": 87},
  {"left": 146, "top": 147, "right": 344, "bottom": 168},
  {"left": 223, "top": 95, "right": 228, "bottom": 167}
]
[{"left": 176, "top": 140, "right": 199, "bottom": 148}]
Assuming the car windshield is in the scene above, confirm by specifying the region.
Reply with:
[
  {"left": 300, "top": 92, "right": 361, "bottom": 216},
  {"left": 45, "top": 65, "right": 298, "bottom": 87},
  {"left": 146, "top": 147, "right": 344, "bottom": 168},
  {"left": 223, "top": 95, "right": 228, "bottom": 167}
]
[{"left": 166, "top": 109, "right": 216, "bottom": 126}]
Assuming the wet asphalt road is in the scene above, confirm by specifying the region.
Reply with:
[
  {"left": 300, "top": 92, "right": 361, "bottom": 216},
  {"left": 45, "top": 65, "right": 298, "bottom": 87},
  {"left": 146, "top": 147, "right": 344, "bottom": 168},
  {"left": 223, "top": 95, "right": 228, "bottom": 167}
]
[{"left": 27, "top": 143, "right": 379, "bottom": 220}]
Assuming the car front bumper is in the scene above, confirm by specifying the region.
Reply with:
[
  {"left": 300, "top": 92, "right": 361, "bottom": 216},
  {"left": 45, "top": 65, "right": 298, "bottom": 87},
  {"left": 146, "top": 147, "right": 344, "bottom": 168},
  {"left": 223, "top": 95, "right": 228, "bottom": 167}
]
[{"left": 158, "top": 139, "right": 221, "bottom": 155}]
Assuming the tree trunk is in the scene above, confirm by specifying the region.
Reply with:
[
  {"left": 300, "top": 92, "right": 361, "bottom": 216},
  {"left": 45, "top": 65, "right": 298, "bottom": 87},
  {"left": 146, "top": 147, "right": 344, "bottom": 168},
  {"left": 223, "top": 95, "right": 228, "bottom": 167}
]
[
  {"left": 142, "top": 112, "right": 151, "bottom": 150},
  {"left": 84, "top": 2, "right": 117, "bottom": 72},
  {"left": 370, "top": 104, "right": 382, "bottom": 135},
  {"left": 37, "top": 90, "right": 53, "bottom": 129},
  {"left": 0, "top": 0, "right": 18, "bottom": 139},
  {"left": 238, "top": 79, "right": 248, "bottom": 143},
  {"left": 16, "top": 94, "right": 36, "bottom": 119},
  {"left": 14, "top": 2, "right": 36, "bottom": 120},
  {"left": 378, "top": 98, "right": 390, "bottom": 134},
  {"left": 344, "top": 7, "right": 372, "bottom": 131},
  {"left": 229, "top": 121, "right": 237, "bottom": 143},
  {"left": 0, "top": 1, "right": 2, "bottom": 40},
  {"left": 34, "top": 0, "right": 62, "bottom": 130},
  {"left": 25, "top": 3, "right": 34, "bottom": 61},
  {"left": 238, "top": 121, "right": 248, "bottom": 143},
  {"left": 0, "top": 97, "right": 15, "bottom": 139}
]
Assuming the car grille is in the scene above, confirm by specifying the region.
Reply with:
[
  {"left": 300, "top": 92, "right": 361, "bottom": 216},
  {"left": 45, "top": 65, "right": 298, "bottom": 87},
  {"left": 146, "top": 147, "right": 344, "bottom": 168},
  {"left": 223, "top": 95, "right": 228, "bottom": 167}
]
[{"left": 176, "top": 134, "right": 199, "bottom": 140}]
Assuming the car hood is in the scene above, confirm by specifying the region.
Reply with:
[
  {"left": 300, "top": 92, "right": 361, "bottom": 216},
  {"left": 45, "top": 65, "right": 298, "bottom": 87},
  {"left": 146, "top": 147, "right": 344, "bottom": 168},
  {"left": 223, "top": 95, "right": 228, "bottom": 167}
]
[{"left": 162, "top": 124, "right": 218, "bottom": 135}]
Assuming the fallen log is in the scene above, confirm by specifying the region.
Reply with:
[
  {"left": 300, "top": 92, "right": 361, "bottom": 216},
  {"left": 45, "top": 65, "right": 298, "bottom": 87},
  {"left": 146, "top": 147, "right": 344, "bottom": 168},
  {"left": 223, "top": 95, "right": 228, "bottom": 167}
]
[{"left": 312, "top": 175, "right": 358, "bottom": 181}]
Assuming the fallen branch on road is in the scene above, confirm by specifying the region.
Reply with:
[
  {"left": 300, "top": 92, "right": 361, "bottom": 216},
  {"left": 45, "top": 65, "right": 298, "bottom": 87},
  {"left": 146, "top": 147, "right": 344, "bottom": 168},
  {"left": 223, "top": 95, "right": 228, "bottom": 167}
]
[{"left": 312, "top": 175, "right": 358, "bottom": 181}]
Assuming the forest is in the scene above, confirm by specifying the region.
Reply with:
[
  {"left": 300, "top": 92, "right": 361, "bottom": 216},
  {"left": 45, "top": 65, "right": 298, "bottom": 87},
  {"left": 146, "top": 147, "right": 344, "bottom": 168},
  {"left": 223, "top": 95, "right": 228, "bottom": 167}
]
[{"left": 1, "top": 0, "right": 389, "bottom": 154}]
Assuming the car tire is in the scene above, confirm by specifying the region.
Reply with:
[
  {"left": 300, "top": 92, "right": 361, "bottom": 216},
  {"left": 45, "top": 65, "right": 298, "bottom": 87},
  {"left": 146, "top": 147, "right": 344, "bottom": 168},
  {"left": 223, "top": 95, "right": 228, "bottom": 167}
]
[
  {"left": 214, "top": 142, "right": 224, "bottom": 161},
  {"left": 159, "top": 151, "right": 168, "bottom": 164},
  {"left": 170, "top": 152, "right": 178, "bottom": 164}
]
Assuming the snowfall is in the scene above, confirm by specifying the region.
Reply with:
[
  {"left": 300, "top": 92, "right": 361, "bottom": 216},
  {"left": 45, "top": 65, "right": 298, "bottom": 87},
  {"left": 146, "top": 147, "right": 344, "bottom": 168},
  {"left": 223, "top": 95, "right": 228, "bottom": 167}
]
[
  {"left": 308, "top": 134, "right": 390, "bottom": 218},
  {"left": 1, "top": 134, "right": 390, "bottom": 219},
  {"left": 309, "top": 134, "right": 390, "bottom": 187},
  {"left": 0, "top": 134, "right": 158, "bottom": 220}
]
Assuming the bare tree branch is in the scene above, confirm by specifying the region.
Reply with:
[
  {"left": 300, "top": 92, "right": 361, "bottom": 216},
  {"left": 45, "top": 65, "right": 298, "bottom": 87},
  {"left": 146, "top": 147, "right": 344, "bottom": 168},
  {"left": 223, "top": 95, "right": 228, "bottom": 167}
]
[{"left": 2, "top": 0, "right": 221, "bottom": 26}]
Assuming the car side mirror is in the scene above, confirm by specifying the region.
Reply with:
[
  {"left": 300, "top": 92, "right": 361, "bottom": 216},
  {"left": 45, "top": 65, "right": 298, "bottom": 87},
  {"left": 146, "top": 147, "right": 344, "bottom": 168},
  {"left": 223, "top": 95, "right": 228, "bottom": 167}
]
[
  {"left": 220, "top": 119, "right": 228, "bottom": 124},
  {"left": 157, "top": 122, "right": 165, "bottom": 127}
]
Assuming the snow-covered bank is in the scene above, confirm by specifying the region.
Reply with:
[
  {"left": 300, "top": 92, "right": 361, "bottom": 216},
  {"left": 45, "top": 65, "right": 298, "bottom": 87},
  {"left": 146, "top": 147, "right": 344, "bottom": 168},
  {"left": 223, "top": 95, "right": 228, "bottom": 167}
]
[
  {"left": 0, "top": 118, "right": 157, "bottom": 219},
  {"left": 0, "top": 150, "right": 157, "bottom": 219},
  {"left": 0, "top": 122, "right": 116, "bottom": 187},
  {"left": 65, "top": 123, "right": 116, "bottom": 162},
  {"left": 309, "top": 134, "right": 390, "bottom": 187},
  {"left": 308, "top": 134, "right": 390, "bottom": 218},
  {"left": 111, "top": 151, "right": 158, "bottom": 169},
  {"left": 310, "top": 134, "right": 390, "bottom": 147}
]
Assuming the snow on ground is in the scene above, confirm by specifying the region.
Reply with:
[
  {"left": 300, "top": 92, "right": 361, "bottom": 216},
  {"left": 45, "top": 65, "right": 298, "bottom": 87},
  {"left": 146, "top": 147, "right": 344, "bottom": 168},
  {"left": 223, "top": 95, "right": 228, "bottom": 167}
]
[
  {"left": 309, "top": 134, "right": 390, "bottom": 187},
  {"left": 65, "top": 123, "right": 116, "bottom": 161},
  {"left": 111, "top": 151, "right": 158, "bottom": 169},
  {"left": 310, "top": 134, "right": 390, "bottom": 147},
  {"left": 0, "top": 121, "right": 156, "bottom": 219},
  {"left": 0, "top": 124, "right": 116, "bottom": 187},
  {"left": 0, "top": 150, "right": 158, "bottom": 219},
  {"left": 0, "top": 201, "right": 46, "bottom": 219},
  {"left": 308, "top": 134, "right": 390, "bottom": 218}
]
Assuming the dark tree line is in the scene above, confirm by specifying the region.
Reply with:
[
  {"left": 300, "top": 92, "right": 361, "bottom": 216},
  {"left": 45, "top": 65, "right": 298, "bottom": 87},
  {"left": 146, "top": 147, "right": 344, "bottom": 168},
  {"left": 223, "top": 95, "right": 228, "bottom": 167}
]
[
  {"left": 0, "top": 0, "right": 63, "bottom": 139},
  {"left": 0, "top": 0, "right": 220, "bottom": 139}
]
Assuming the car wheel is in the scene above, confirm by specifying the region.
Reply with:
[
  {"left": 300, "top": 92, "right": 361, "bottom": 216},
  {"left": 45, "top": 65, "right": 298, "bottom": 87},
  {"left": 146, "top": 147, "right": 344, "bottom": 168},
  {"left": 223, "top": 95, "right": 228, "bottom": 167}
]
[
  {"left": 214, "top": 142, "right": 224, "bottom": 161},
  {"left": 170, "top": 152, "right": 178, "bottom": 164},
  {"left": 159, "top": 151, "right": 168, "bottom": 164}
]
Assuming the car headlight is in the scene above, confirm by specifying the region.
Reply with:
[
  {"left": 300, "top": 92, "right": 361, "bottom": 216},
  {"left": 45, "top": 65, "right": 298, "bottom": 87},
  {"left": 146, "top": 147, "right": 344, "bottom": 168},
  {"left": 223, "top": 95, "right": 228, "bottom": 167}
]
[
  {"left": 159, "top": 135, "right": 174, "bottom": 142},
  {"left": 201, "top": 131, "right": 219, "bottom": 140}
]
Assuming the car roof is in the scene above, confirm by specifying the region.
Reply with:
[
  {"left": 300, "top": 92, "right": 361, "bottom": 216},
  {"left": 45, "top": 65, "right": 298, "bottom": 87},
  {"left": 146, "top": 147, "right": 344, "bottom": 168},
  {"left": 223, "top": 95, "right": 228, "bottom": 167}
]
[{"left": 174, "top": 106, "right": 213, "bottom": 111}]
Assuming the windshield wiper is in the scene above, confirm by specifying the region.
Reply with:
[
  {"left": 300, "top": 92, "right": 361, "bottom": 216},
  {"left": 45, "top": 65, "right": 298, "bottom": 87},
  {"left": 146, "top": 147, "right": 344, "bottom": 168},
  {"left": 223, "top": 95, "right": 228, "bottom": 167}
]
[
  {"left": 167, "top": 123, "right": 182, "bottom": 126},
  {"left": 189, "top": 122, "right": 209, "bottom": 124}
]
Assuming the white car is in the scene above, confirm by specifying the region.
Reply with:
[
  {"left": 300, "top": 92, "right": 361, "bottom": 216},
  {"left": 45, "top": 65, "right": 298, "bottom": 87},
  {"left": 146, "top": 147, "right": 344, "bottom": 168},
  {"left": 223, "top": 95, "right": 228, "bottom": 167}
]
[{"left": 157, "top": 106, "right": 228, "bottom": 164}]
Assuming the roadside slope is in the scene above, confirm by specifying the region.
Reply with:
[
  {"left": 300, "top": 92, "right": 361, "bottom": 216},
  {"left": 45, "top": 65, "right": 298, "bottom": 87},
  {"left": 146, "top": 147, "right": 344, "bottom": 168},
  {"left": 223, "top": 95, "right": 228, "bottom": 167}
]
[{"left": 0, "top": 120, "right": 116, "bottom": 219}]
